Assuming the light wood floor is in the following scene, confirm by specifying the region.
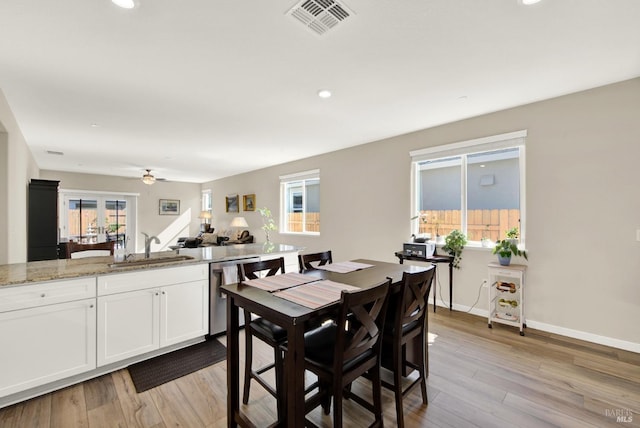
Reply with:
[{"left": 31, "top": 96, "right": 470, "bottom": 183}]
[{"left": 1, "top": 308, "right": 639, "bottom": 427}]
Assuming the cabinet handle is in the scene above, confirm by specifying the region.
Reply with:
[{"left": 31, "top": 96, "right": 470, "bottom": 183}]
[
  {"left": 162, "top": 291, "right": 166, "bottom": 295},
  {"left": 155, "top": 292, "right": 159, "bottom": 296},
  {"left": 89, "top": 304, "right": 94, "bottom": 308},
  {"left": 41, "top": 293, "right": 46, "bottom": 298}
]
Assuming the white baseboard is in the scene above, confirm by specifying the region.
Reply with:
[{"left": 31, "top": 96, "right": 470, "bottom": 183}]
[{"left": 435, "top": 300, "right": 640, "bottom": 353}]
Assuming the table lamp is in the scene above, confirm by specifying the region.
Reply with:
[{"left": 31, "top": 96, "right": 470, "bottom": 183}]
[
  {"left": 199, "top": 210, "right": 212, "bottom": 232},
  {"left": 230, "top": 216, "right": 249, "bottom": 239}
]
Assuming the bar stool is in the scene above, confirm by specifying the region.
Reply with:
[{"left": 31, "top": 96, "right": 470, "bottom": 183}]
[
  {"left": 237, "top": 257, "right": 287, "bottom": 418},
  {"left": 381, "top": 265, "right": 435, "bottom": 428}
]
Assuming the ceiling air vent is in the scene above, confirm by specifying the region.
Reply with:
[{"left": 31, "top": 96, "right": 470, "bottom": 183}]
[{"left": 287, "top": 0, "right": 354, "bottom": 36}]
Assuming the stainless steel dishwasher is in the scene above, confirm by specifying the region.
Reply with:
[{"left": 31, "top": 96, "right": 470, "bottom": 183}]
[{"left": 209, "top": 257, "right": 259, "bottom": 335}]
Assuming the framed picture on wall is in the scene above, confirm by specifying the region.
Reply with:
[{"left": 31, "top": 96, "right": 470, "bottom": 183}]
[
  {"left": 159, "top": 199, "right": 180, "bottom": 215},
  {"left": 243, "top": 194, "right": 255, "bottom": 211},
  {"left": 226, "top": 194, "right": 239, "bottom": 213}
]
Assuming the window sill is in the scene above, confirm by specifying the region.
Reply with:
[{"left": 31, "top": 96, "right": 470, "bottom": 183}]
[{"left": 280, "top": 232, "right": 320, "bottom": 237}]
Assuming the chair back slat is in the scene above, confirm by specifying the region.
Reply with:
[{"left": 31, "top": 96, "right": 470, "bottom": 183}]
[
  {"left": 335, "top": 279, "right": 390, "bottom": 370},
  {"left": 298, "top": 250, "right": 333, "bottom": 273},
  {"left": 238, "top": 257, "right": 285, "bottom": 281},
  {"left": 398, "top": 267, "right": 435, "bottom": 329}
]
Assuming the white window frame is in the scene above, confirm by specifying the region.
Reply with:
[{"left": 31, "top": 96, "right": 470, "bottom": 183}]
[
  {"left": 410, "top": 130, "right": 527, "bottom": 247},
  {"left": 201, "top": 189, "right": 212, "bottom": 212},
  {"left": 280, "top": 169, "right": 320, "bottom": 235}
]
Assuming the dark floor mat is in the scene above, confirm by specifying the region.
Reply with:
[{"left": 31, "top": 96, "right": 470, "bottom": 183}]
[{"left": 128, "top": 338, "right": 226, "bottom": 393}]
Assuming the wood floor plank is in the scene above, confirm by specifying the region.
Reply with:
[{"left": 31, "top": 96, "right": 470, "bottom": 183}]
[
  {"left": 502, "top": 391, "right": 617, "bottom": 428},
  {"left": 6, "top": 394, "right": 51, "bottom": 428},
  {"left": 173, "top": 370, "right": 223, "bottom": 426},
  {"left": 111, "top": 369, "right": 165, "bottom": 428},
  {"left": 574, "top": 353, "right": 640, "bottom": 383},
  {"left": 83, "top": 375, "right": 118, "bottom": 411},
  {"left": 148, "top": 377, "right": 206, "bottom": 427},
  {"left": 49, "top": 383, "right": 88, "bottom": 428},
  {"left": 86, "top": 400, "right": 127, "bottom": 428}
]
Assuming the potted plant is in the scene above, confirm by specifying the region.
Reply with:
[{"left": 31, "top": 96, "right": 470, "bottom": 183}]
[
  {"left": 410, "top": 213, "right": 430, "bottom": 242},
  {"left": 481, "top": 224, "right": 491, "bottom": 247},
  {"left": 432, "top": 216, "right": 444, "bottom": 244},
  {"left": 493, "top": 239, "right": 527, "bottom": 266},
  {"left": 257, "top": 207, "right": 277, "bottom": 243},
  {"left": 505, "top": 227, "right": 519, "bottom": 246},
  {"left": 443, "top": 229, "right": 467, "bottom": 269}
]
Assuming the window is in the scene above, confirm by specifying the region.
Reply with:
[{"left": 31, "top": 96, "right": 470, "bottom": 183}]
[
  {"left": 201, "top": 189, "right": 212, "bottom": 212},
  {"left": 280, "top": 169, "right": 320, "bottom": 234},
  {"left": 411, "top": 131, "right": 526, "bottom": 245}
]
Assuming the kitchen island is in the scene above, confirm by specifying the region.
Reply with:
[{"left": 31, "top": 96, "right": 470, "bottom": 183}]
[
  {"left": 0, "top": 243, "right": 302, "bottom": 287},
  {"left": 0, "top": 243, "right": 302, "bottom": 408}
]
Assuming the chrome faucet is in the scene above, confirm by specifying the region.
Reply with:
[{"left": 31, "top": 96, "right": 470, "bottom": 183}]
[{"left": 142, "top": 232, "right": 160, "bottom": 258}]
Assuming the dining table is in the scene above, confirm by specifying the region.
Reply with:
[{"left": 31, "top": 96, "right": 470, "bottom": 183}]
[{"left": 221, "top": 259, "right": 431, "bottom": 428}]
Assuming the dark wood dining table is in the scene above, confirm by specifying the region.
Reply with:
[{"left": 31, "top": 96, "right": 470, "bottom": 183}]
[{"left": 220, "top": 259, "right": 429, "bottom": 428}]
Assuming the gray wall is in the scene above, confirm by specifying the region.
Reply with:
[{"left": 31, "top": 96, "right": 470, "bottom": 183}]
[
  {"left": 0, "top": 89, "right": 39, "bottom": 264},
  {"left": 203, "top": 78, "right": 640, "bottom": 351}
]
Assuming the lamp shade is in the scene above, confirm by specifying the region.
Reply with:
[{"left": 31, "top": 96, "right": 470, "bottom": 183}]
[
  {"left": 230, "top": 216, "right": 248, "bottom": 228},
  {"left": 199, "top": 211, "right": 212, "bottom": 220}
]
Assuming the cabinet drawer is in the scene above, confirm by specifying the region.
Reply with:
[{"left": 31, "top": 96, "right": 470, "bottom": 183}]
[
  {"left": 0, "top": 277, "right": 96, "bottom": 313},
  {"left": 98, "top": 264, "right": 209, "bottom": 295}
]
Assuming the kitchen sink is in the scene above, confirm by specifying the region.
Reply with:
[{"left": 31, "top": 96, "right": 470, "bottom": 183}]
[{"left": 108, "top": 255, "right": 194, "bottom": 268}]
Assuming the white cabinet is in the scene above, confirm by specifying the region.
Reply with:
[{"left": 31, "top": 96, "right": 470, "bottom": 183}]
[
  {"left": 160, "top": 281, "right": 209, "bottom": 347},
  {"left": 488, "top": 262, "right": 527, "bottom": 336},
  {"left": 260, "top": 252, "right": 299, "bottom": 274},
  {"left": 97, "top": 288, "right": 159, "bottom": 366},
  {"left": 97, "top": 264, "right": 209, "bottom": 366},
  {"left": 0, "top": 278, "right": 96, "bottom": 398}
]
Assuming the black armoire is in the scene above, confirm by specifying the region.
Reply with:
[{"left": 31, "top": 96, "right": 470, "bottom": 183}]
[{"left": 28, "top": 179, "right": 60, "bottom": 261}]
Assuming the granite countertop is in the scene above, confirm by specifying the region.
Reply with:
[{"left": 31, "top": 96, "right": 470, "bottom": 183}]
[{"left": 0, "top": 243, "right": 303, "bottom": 288}]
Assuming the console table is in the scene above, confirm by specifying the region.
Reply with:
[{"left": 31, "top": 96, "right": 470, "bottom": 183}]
[{"left": 394, "top": 251, "right": 454, "bottom": 311}]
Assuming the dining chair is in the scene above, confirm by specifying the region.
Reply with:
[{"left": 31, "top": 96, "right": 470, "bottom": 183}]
[
  {"left": 300, "top": 278, "right": 391, "bottom": 428},
  {"left": 66, "top": 241, "right": 115, "bottom": 259},
  {"left": 237, "top": 257, "right": 287, "bottom": 417},
  {"left": 381, "top": 265, "right": 435, "bottom": 428},
  {"left": 298, "top": 250, "right": 333, "bottom": 273}
]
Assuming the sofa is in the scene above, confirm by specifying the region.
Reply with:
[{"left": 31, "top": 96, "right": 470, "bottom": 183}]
[
  {"left": 176, "top": 229, "right": 253, "bottom": 248},
  {"left": 223, "top": 230, "right": 254, "bottom": 245}
]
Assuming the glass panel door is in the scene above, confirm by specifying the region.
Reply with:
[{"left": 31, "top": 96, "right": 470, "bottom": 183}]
[
  {"left": 61, "top": 192, "right": 135, "bottom": 253},
  {"left": 104, "top": 199, "right": 127, "bottom": 250},
  {"left": 67, "top": 198, "right": 99, "bottom": 244}
]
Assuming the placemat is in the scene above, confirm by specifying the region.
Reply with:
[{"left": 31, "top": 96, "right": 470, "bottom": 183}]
[
  {"left": 315, "top": 261, "right": 375, "bottom": 273},
  {"left": 273, "top": 280, "right": 358, "bottom": 309}
]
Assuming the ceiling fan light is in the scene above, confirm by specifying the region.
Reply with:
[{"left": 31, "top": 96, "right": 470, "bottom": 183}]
[{"left": 142, "top": 169, "right": 155, "bottom": 185}]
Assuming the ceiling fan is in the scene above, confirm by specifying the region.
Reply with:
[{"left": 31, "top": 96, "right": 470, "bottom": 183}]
[{"left": 141, "top": 169, "right": 167, "bottom": 185}]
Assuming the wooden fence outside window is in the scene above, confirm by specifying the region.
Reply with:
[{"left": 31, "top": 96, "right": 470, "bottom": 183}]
[
  {"left": 285, "top": 213, "right": 320, "bottom": 233},
  {"left": 417, "top": 209, "right": 520, "bottom": 242}
]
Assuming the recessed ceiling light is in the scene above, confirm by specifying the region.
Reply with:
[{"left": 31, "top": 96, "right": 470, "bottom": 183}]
[
  {"left": 317, "top": 89, "right": 332, "bottom": 99},
  {"left": 521, "top": 0, "right": 541, "bottom": 5},
  {"left": 112, "top": 0, "right": 136, "bottom": 9},
  {"left": 90, "top": 123, "right": 100, "bottom": 128}
]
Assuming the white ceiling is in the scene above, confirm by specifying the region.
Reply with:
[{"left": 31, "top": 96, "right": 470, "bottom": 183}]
[{"left": 1, "top": 0, "right": 639, "bottom": 183}]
